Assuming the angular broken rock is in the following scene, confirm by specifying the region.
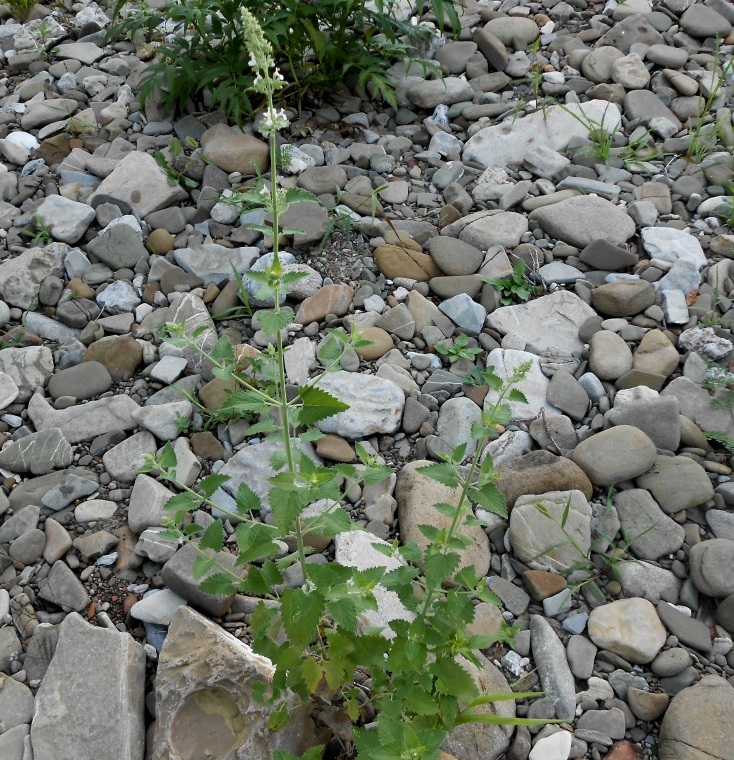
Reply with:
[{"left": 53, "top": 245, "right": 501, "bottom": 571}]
[
  {"left": 152, "top": 606, "right": 322, "bottom": 760},
  {"left": 31, "top": 612, "right": 145, "bottom": 760}
]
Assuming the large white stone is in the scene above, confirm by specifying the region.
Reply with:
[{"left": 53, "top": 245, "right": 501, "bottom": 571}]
[
  {"left": 641, "top": 227, "right": 707, "bottom": 269},
  {"left": 88, "top": 151, "right": 188, "bottom": 218},
  {"left": 588, "top": 598, "right": 667, "bottom": 663},
  {"left": 463, "top": 100, "right": 622, "bottom": 167},
  {"left": 0, "top": 242, "right": 68, "bottom": 310},
  {"left": 486, "top": 290, "right": 596, "bottom": 355},
  {"left": 314, "top": 371, "right": 405, "bottom": 439},
  {"left": 35, "top": 195, "right": 95, "bottom": 244}
]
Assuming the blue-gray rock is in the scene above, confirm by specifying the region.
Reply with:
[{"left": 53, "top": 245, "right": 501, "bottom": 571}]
[{"left": 530, "top": 615, "right": 576, "bottom": 720}]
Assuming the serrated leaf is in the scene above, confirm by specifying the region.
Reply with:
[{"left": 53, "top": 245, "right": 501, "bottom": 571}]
[
  {"left": 507, "top": 388, "right": 528, "bottom": 405},
  {"left": 198, "top": 473, "right": 230, "bottom": 498},
  {"left": 157, "top": 441, "right": 177, "bottom": 470},
  {"left": 164, "top": 492, "right": 200, "bottom": 515},
  {"left": 280, "top": 588, "right": 323, "bottom": 649},
  {"left": 284, "top": 186, "right": 319, "bottom": 205},
  {"left": 280, "top": 271, "right": 310, "bottom": 287},
  {"left": 418, "top": 524, "right": 441, "bottom": 542},
  {"left": 199, "top": 519, "right": 225, "bottom": 552},
  {"left": 235, "top": 522, "right": 279, "bottom": 564},
  {"left": 417, "top": 462, "right": 459, "bottom": 488},
  {"left": 192, "top": 554, "right": 217, "bottom": 579},
  {"left": 300, "top": 658, "right": 322, "bottom": 693},
  {"left": 259, "top": 308, "right": 294, "bottom": 336},
  {"left": 433, "top": 502, "right": 457, "bottom": 518},
  {"left": 235, "top": 482, "right": 262, "bottom": 515},
  {"left": 470, "top": 482, "right": 507, "bottom": 517},
  {"left": 298, "top": 384, "right": 349, "bottom": 425},
  {"left": 424, "top": 552, "right": 460, "bottom": 587}
]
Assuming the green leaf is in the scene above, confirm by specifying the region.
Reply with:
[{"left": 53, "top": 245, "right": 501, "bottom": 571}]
[
  {"left": 298, "top": 384, "right": 349, "bottom": 424},
  {"left": 507, "top": 388, "right": 528, "bottom": 404},
  {"left": 470, "top": 482, "right": 507, "bottom": 517},
  {"left": 433, "top": 502, "right": 457, "bottom": 518},
  {"left": 280, "top": 588, "right": 323, "bottom": 649},
  {"left": 259, "top": 308, "right": 294, "bottom": 336},
  {"left": 235, "top": 482, "right": 262, "bottom": 515},
  {"left": 417, "top": 462, "right": 458, "bottom": 488},
  {"left": 424, "top": 552, "right": 460, "bottom": 587},
  {"left": 274, "top": 747, "right": 324, "bottom": 760},
  {"left": 198, "top": 572, "right": 237, "bottom": 596},
  {"left": 235, "top": 522, "right": 280, "bottom": 564},
  {"left": 192, "top": 553, "right": 216, "bottom": 579},
  {"left": 199, "top": 519, "right": 225, "bottom": 552},
  {"left": 300, "top": 657, "right": 323, "bottom": 693},
  {"left": 198, "top": 473, "right": 230, "bottom": 498},
  {"left": 284, "top": 186, "right": 319, "bottom": 205},
  {"left": 157, "top": 441, "right": 177, "bottom": 470}
]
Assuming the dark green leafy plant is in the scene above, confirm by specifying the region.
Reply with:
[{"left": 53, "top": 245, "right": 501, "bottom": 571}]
[
  {"left": 108, "top": 0, "right": 459, "bottom": 123},
  {"left": 486, "top": 258, "right": 538, "bottom": 306},
  {"left": 154, "top": 137, "right": 204, "bottom": 189}
]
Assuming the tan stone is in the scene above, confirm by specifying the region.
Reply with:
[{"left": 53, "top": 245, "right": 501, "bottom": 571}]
[
  {"left": 82, "top": 335, "right": 142, "bottom": 382},
  {"left": 588, "top": 598, "right": 666, "bottom": 663},
  {"left": 397, "top": 460, "right": 491, "bottom": 577},
  {"left": 374, "top": 244, "right": 442, "bottom": 281},
  {"left": 314, "top": 433, "right": 355, "bottom": 463},
  {"left": 632, "top": 329, "right": 679, "bottom": 377},
  {"left": 355, "top": 326, "right": 393, "bottom": 361},
  {"left": 496, "top": 450, "right": 593, "bottom": 509},
  {"left": 147, "top": 228, "right": 175, "bottom": 254},
  {"left": 294, "top": 284, "right": 354, "bottom": 325},
  {"left": 152, "top": 606, "right": 322, "bottom": 760},
  {"left": 200, "top": 123, "right": 269, "bottom": 175}
]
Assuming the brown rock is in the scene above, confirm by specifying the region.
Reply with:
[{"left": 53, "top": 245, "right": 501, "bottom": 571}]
[
  {"left": 314, "top": 434, "right": 355, "bottom": 463},
  {"left": 627, "top": 687, "right": 669, "bottom": 721},
  {"left": 67, "top": 278, "right": 94, "bottom": 299},
  {"left": 591, "top": 280, "right": 655, "bottom": 317},
  {"left": 200, "top": 123, "right": 269, "bottom": 175},
  {"left": 355, "top": 326, "right": 393, "bottom": 361},
  {"left": 341, "top": 193, "right": 383, "bottom": 216},
  {"left": 632, "top": 329, "right": 679, "bottom": 377},
  {"left": 190, "top": 431, "right": 226, "bottom": 461},
  {"left": 606, "top": 740, "right": 640, "bottom": 760},
  {"left": 147, "top": 228, "right": 175, "bottom": 254},
  {"left": 294, "top": 284, "right": 354, "bottom": 325},
  {"left": 522, "top": 570, "right": 568, "bottom": 601},
  {"left": 496, "top": 450, "right": 593, "bottom": 509},
  {"left": 82, "top": 336, "right": 142, "bottom": 382},
  {"left": 198, "top": 378, "right": 237, "bottom": 409},
  {"left": 37, "top": 134, "right": 71, "bottom": 164},
  {"left": 382, "top": 232, "right": 422, "bottom": 252},
  {"left": 374, "top": 244, "right": 442, "bottom": 281}
]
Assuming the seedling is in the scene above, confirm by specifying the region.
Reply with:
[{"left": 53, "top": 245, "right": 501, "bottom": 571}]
[
  {"left": 435, "top": 333, "right": 482, "bottom": 364},
  {"left": 485, "top": 258, "right": 539, "bottom": 306}
]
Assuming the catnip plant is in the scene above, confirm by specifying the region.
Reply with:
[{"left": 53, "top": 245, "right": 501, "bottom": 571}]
[{"left": 143, "top": 11, "right": 553, "bottom": 759}]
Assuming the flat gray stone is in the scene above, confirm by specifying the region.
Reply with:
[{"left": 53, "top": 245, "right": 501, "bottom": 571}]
[
  {"left": 0, "top": 675, "right": 34, "bottom": 732},
  {"left": 173, "top": 244, "right": 259, "bottom": 286},
  {"left": 27, "top": 393, "right": 140, "bottom": 443},
  {"left": 168, "top": 293, "right": 218, "bottom": 381},
  {"left": 86, "top": 224, "right": 149, "bottom": 269},
  {"left": 614, "top": 489, "right": 685, "bottom": 560},
  {"left": 0, "top": 428, "right": 72, "bottom": 473},
  {"left": 102, "top": 431, "right": 157, "bottom": 484},
  {"left": 0, "top": 346, "right": 54, "bottom": 402},
  {"left": 529, "top": 195, "right": 635, "bottom": 248},
  {"left": 35, "top": 195, "right": 95, "bottom": 244},
  {"left": 31, "top": 612, "right": 145, "bottom": 760},
  {"left": 571, "top": 426, "right": 657, "bottom": 486},
  {"left": 37, "top": 560, "right": 89, "bottom": 612},
  {"left": 636, "top": 455, "right": 715, "bottom": 513},
  {"left": 88, "top": 151, "right": 188, "bottom": 218}
]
